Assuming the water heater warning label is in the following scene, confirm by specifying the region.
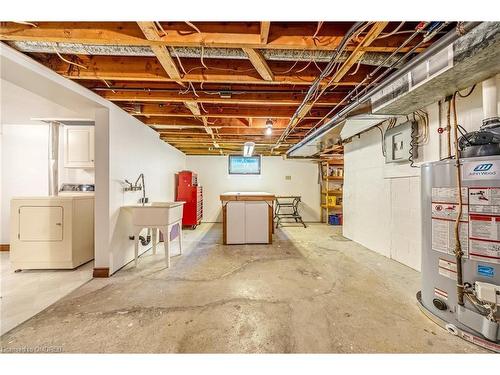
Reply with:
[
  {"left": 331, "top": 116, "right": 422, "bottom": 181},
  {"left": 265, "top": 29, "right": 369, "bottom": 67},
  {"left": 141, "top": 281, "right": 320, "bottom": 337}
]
[
  {"left": 468, "top": 187, "right": 500, "bottom": 264},
  {"left": 438, "top": 258, "right": 457, "bottom": 280},
  {"left": 469, "top": 187, "right": 500, "bottom": 214},
  {"left": 431, "top": 199, "right": 469, "bottom": 256}
]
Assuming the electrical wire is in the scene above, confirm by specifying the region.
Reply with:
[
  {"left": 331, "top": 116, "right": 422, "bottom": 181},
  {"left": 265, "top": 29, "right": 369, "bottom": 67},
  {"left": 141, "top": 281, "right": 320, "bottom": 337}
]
[
  {"left": 303, "top": 23, "right": 430, "bottom": 137},
  {"left": 349, "top": 59, "right": 362, "bottom": 76},
  {"left": 408, "top": 121, "right": 419, "bottom": 168},
  {"left": 12, "top": 21, "right": 38, "bottom": 27},
  {"left": 155, "top": 21, "right": 167, "bottom": 37},
  {"left": 171, "top": 47, "right": 187, "bottom": 75},
  {"left": 452, "top": 91, "right": 465, "bottom": 306},
  {"left": 275, "top": 22, "right": 367, "bottom": 147},
  {"left": 185, "top": 21, "right": 201, "bottom": 34},
  {"left": 376, "top": 22, "right": 405, "bottom": 39},
  {"left": 457, "top": 84, "right": 476, "bottom": 98},
  {"left": 52, "top": 46, "right": 88, "bottom": 70},
  {"left": 101, "top": 79, "right": 116, "bottom": 94},
  {"left": 375, "top": 125, "right": 386, "bottom": 156},
  {"left": 200, "top": 45, "right": 209, "bottom": 70},
  {"left": 312, "top": 22, "right": 324, "bottom": 39}
]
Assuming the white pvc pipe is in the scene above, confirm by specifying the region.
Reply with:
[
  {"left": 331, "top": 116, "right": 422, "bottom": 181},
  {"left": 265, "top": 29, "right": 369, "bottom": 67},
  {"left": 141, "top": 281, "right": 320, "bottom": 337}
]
[
  {"left": 48, "top": 121, "right": 59, "bottom": 196},
  {"left": 482, "top": 75, "right": 498, "bottom": 120}
]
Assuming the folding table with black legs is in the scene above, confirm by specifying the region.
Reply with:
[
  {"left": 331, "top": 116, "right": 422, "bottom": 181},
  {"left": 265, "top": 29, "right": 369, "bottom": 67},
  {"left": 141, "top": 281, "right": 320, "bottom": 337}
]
[{"left": 274, "top": 195, "right": 307, "bottom": 228}]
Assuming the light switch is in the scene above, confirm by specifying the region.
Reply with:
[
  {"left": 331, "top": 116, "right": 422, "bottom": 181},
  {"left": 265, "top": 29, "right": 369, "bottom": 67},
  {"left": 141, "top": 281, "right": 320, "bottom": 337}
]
[
  {"left": 285, "top": 175, "right": 292, "bottom": 180},
  {"left": 392, "top": 133, "right": 406, "bottom": 160}
]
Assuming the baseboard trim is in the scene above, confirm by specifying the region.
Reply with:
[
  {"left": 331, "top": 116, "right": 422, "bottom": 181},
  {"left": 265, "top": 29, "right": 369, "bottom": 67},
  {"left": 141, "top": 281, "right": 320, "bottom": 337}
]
[
  {"left": 93, "top": 267, "right": 110, "bottom": 278},
  {"left": 0, "top": 244, "right": 10, "bottom": 252}
]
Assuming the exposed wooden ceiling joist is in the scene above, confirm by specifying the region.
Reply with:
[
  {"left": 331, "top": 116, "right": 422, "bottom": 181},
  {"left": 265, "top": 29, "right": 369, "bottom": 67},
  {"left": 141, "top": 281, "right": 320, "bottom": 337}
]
[
  {"left": 42, "top": 54, "right": 373, "bottom": 86},
  {"left": 0, "top": 21, "right": 448, "bottom": 155},
  {"left": 0, "top": 22, "right": 429, "bottom": 52},
  {"left": 242, "top": 48, "right": 274, "bottom": 81},
  {"left": 98, "top": 89, "right": 343, "bottom": 107},
  {"left": 260, "top": 22, "right": 271, "bottom": 44},
  {"left": 136, "top": 22, "right": 183, "bottom": 86},
  {"left": 278, "top": 21, "right": 389, "bottom": 143},
  {"left": 127, "top": 103, "right": 336, "bottom": 119}
]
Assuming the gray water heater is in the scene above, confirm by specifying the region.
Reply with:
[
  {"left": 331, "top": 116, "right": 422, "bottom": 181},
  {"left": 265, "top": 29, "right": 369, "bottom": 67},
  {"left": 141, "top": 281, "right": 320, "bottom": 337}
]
[{"left": 420, "top": 155, "right": 500, "bottom": 352}]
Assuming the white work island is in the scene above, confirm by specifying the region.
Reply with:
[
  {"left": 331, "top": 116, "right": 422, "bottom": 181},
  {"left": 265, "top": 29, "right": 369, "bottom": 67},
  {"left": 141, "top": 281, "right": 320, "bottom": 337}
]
[{"left": 220, "top": 192, "right": 275, "bottom": 245}]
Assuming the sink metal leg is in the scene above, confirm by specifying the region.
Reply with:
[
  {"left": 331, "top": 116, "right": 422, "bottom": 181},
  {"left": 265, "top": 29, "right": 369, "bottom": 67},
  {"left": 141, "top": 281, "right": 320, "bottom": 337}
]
[
  {"left": 160, "top": 226, "right": 170, "bottom": 268},
  {"left": 178, "top": 222, "right": 183, "bottom": 255},
  {"left": 152, "top": 228, "right": 157, "bottom": 255},
  {"left": 134, "top": 232, "right": 140, "bottom": 267}
]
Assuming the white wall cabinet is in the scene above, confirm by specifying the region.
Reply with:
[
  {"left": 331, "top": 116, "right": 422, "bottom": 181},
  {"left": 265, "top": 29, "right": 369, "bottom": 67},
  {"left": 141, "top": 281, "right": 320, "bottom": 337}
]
[{"left": 64, "top": 125, "right": 94, "bottom": 168}]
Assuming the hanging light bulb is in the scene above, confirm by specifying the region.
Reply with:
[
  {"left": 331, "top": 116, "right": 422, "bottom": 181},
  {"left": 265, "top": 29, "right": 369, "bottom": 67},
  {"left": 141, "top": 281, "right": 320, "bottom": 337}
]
[{"left": 265, "top": 118, "right": 273, "bottom": 136}]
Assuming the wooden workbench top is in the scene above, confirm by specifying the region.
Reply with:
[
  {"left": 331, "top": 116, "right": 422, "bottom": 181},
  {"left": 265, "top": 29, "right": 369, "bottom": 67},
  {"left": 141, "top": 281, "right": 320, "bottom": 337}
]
[{"left": 220, "top": 192, "right": 275, "bottom": 202}]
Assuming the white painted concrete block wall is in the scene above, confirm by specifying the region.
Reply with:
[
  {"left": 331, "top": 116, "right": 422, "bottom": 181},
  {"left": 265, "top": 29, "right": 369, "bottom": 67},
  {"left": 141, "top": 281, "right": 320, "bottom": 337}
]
[
  {"left": 186, "top": 156, "right": 321, "bottom": 223},
  {"left": 107, "top": 108, "right": 186, "bottom": 273},
  {"left": 344, "top": 77, "right": 500, "bottom": 271}
]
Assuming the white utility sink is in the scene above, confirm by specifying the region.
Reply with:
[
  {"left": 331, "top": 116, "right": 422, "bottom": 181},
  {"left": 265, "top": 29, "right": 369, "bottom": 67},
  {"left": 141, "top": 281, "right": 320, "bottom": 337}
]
[
  {"left": 124, "top": 202, "right": 184, "bottom": 227},
  {"left": 122, "top": 201, "right": 185, "bottom": 268}
]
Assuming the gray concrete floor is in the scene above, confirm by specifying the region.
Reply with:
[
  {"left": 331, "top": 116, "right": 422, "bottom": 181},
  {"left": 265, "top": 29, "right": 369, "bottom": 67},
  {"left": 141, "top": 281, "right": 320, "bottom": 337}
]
[{"left": 0, "top": 224, "right": 487, "bottom": 353}]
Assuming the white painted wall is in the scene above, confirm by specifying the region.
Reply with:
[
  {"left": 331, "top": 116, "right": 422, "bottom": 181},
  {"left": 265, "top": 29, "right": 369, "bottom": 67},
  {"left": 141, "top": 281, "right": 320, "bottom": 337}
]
[
  {"left": 1, "top": 44, "right": 187, "bottom": 275},
  {"left": 107, "top": 107, "right": 185, "bottom": 273},
  {"left": 0, "top": 79, "right": 92, "bottom": 243},
  {"left": 186, "top": 156, "right": 321, "bottom": 223},
  {"left": 343, "top": 76, "right": 500, "bottom": 271}
]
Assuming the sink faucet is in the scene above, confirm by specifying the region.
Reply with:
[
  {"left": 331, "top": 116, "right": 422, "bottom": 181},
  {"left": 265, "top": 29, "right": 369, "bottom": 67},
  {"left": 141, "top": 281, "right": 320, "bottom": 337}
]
[{"left": 124, "top": 173, "right": 147, "bottom": 206}]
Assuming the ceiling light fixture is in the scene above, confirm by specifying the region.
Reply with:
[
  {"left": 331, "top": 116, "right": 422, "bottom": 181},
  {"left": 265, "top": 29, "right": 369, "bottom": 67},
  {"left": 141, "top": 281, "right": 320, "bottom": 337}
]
[
  {"left": 243, "top": 142, "right": 255, "bottom": 157},
  {"left": 265, "top": 119, "right": 273, "bottom": 136}
]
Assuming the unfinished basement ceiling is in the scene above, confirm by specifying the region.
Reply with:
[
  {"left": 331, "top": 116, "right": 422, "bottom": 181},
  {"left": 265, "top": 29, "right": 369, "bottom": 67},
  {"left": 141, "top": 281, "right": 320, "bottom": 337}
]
[{"left": 0, "top": 21, "right": 454, "bottom": 155}]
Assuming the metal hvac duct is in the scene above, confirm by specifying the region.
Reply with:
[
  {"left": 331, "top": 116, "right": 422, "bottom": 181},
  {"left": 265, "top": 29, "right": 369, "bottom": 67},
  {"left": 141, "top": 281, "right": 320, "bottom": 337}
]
[{"left": 9, "top": 41, "right": 404, "bottom": 67}]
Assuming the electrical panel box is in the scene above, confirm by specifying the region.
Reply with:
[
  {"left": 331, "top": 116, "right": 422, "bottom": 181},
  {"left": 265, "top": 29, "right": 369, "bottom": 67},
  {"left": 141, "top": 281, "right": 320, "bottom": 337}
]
[{"left": 384, "top": 121, "right": 418, "bottom": 164}]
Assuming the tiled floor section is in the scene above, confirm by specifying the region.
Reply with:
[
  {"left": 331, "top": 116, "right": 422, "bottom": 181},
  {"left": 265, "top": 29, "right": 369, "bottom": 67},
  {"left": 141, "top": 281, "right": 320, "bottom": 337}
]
[
  {"left": 0, "top": 253, "right": 93, "bottom": 335},
  {"left": 0, "top": 224, "right": 488, "bottom": 353}
]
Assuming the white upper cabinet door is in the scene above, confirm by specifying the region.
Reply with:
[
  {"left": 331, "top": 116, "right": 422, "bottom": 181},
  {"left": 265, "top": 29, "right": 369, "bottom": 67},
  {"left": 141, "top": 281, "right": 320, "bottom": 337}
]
[{"left": 64, "top": 126, "right": 95, "bottom": 168}]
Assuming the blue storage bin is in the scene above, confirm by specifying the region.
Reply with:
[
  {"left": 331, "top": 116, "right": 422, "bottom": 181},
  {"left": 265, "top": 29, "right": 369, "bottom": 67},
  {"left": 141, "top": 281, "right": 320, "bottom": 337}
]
[{"left": 328, "top": 214, "right": 339, "bottom": 225}]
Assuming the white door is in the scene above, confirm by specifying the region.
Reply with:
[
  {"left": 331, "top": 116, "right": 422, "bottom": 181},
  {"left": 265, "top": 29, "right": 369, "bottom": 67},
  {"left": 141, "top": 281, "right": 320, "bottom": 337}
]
[
  {"left": 226, "top": 202, "right": 246, "bottom": 244},
  {"left": 245, "top": 201, "right": 269, "bottom": 244},
  {"left": 19, "top": 206, "right": 64, "bottom": 241},
  {"left": 64, "top": 126, "right": 95, "bottom": 168}
]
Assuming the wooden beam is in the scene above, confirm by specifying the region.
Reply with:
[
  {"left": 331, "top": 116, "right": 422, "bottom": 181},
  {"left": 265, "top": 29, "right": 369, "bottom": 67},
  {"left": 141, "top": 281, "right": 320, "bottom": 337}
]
[
  {"left": 129, "top": 103, "right": 334, "bottom": 119},
  {"left": 41, "top": 55, "right": 371, "bottom": 86},
  {"left": 141, "top": 116, "right": 312, "bottom": 128},
  {"left": 0, "top": 22, "right": 428, "bottom": 51},
  {"left": 260, "top": 22, "right": 271, "bottom": 44},
  {"left": 182, "top": 100, "right": 220, "bottom": 152},
  {"left": 328, "top": 22, "right": 389, "bottom": 83},
  {"left": 98, "top": 89, "right": 343, "bottom": 107},
  {"left": 184, "top": 100, "right": 201, "bottom": 117},
  {"left": 242, "top": 48, "right": 274, "bottom": 81},
  {"left": 280, "top": 22, "right": 389, "bottom": 141},
  {"left": 136, "top": 22, "right": 183, "bottom": 85}
]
